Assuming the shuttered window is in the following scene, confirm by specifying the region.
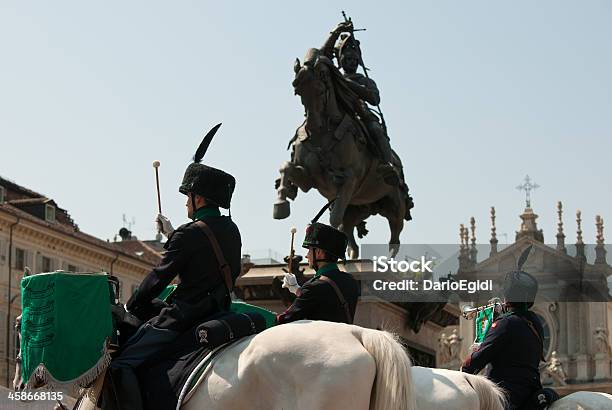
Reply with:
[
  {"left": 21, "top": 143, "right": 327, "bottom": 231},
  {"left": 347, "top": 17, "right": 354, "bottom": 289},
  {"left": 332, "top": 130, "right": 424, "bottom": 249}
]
[
  {"left": 41, "top": 256, "right": 52, "bottom": 272},
  {"left": 15, "top": 248, "right": 25, "bottom": 270}
]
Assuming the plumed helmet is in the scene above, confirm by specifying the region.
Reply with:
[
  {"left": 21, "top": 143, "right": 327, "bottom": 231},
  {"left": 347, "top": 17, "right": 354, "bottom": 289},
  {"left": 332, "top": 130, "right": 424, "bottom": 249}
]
[
  {"left": 302, "top": 201, "right": 348, "bottom": 259},
  {"left": 179, "top": 163, "right": 235, "bottom": 209},
  {"left": 178, "top": 123, "right": 236, "bottom": 209},
  {"left": 335, "top": 33, "right": 362, "bottom": 63},
  {"left": 503, "top": 245, "right": 538, "bottom": 307},
  {"left": 503, "top": 270, "right": 538, "bottom": 307}
]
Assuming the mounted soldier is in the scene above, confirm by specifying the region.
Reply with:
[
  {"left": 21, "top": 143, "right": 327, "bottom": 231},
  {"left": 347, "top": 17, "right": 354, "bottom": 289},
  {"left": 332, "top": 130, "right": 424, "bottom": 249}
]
[
  {"left": 321, "top": 20, "right": 395, "bottom": 182},
  {"left": 106, "top": 124, "right": 242, "bottom": 410},
  {"left": 278, "top": 202, "right": 360, "bottom": 324},
  {"left": 461, "top": 251, "right": 559, "bottom": 410}
]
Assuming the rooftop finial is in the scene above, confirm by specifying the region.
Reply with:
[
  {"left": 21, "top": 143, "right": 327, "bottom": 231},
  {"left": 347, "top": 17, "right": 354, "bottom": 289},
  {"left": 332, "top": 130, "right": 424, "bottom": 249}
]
[
  {"left": 596, "top": 215, "right": 604, "bottom": 246},
  {"left": 516, "top": 175, "right": 539, "bottom": 208},
  {"left": 490, "top": 206, "right": 498, "bottom": 256},
  {"left": 470, "top": 217, "right": 476, "bottom": 247},
  {"left": 470, "top": 217, "right": 477, "bottom": 263},
  {"left": 556, "top": 201, "right": 566, "bottom": 253},
  {"left": 595, "top": 215, "right": 607, "bottom": 265},
  {"left": 576, "top": 210, "right": 584, "bottom": 245}
]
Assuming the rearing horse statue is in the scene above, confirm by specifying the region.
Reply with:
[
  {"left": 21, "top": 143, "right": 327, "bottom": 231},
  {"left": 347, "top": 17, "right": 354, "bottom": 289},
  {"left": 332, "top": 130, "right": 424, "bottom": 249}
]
[{"left": 274, "top": 48, "right": 414, "bottom": 258}]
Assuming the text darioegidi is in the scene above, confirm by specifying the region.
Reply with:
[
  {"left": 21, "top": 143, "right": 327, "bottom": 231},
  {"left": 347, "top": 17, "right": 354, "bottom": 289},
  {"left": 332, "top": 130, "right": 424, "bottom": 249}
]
[{"left": 372, "top": 279, "right": 493, "bottom": 294}]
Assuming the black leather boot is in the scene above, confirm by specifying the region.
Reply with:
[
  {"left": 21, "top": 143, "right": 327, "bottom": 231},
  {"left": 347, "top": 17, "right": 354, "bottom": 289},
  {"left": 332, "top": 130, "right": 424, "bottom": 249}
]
[{"left": 102, "top": 367, "right": 144, "bottom": 410}]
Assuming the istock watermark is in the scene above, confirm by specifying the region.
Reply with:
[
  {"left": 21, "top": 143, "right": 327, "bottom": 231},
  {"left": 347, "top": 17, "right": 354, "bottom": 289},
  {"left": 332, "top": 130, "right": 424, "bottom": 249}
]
[
  {"left": 373, "top": 256, "right": 433, "bottom": 273},
  {"left": 350, "top": 243, "right": 612, "bottom": 303}
]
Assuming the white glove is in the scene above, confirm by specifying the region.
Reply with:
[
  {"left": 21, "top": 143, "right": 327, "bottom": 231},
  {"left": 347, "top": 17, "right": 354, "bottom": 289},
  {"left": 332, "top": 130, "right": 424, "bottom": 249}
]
[
  {"left": 282, "top": 272, "right": 301, "bottom": 295},
  {"left": 156, "top": 213, "right": 174, "bottom": 237}
]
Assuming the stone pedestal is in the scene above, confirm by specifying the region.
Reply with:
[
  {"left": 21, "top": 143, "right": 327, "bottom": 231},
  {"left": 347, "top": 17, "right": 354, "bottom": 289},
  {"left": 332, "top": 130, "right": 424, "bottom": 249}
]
[{"left": 594, "top": 353, "right": 611, "bottom": 381}]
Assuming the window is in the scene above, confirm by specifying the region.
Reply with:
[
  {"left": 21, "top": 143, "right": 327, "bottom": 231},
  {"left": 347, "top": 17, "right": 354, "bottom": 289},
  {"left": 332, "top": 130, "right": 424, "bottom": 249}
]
[
  {"left": 0, "top": 185, "right": 5, "bottom": 203},
  {"left": 67, "top": 264, "right": 77, "bottom": 272},
  {"left": 45, "top": 204, "right": 56, "bottom": 223},
  {"left": 15, "top": 248, "right": 25, "bottom": 270},
  {"left": 41, "top": 256, "right": 52, "bottom": 272}
]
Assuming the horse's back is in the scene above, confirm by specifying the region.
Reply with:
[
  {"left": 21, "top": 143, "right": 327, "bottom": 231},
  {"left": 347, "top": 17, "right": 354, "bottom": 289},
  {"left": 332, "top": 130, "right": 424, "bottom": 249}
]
[
  {"left": 185, "top": 320, "right": 376, "bottom": 410},
  {"left": 550, "top": 391, "right": 612, "bottom": 410}
]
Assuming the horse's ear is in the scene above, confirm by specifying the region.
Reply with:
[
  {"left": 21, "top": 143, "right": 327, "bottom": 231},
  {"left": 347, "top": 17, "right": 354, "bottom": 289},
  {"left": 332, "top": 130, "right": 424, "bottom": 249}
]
[{"left": 294, "top": 58, "right": 301, "bottom": 74}]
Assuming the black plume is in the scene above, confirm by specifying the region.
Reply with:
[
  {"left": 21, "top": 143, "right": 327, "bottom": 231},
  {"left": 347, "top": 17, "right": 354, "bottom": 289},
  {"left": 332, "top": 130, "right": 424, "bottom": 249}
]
[
  {"left": 194, "top": 123, "right": 222, "bottom": 163},
  {"left": 311, "top": 200, "right": 335, "bottom": 224},
  {"left": 517, "top": 245, "right": 533, "bottom": 271}
]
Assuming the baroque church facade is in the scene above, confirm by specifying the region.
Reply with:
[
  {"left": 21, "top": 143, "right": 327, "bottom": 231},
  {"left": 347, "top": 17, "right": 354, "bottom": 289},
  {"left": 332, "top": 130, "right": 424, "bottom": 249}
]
[{"left": 442, "top": 201, "right": 612, "bottom": 395}]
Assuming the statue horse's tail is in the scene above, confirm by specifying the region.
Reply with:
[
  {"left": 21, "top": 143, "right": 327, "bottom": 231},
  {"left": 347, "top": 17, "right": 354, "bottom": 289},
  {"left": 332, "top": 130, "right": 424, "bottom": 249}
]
[
  {"left": 358, "top": 328, "right": 416, "bottom": 410},
  {"left": 390, "top": 149, "right": 414, "bottom": 221}
]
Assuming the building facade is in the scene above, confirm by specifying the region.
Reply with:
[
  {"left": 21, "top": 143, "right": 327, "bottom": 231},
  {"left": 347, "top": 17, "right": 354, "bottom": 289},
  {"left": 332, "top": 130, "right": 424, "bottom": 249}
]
[
  {"left": 447, "top": 202, "right": 612, "bottom": 395},
  {"left": 0, "top": 176, "right": 160, "bottom": 386}
]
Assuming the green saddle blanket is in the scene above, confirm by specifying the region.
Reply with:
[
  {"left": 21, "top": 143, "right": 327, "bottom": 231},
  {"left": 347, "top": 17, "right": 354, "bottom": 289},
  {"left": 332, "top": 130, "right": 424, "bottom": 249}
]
[{"left": 20, "top": 272, "right": 114, "bottom": 390}]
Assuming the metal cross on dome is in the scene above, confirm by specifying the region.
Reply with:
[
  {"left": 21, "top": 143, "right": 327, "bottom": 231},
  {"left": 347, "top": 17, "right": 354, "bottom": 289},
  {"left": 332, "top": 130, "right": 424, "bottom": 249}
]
[{"left": 516, "top": 175, "right": 540, "bottom": 208}]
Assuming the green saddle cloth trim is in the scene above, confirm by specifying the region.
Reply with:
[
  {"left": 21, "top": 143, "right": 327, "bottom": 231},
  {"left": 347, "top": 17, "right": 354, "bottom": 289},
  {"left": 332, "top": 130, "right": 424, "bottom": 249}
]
[{"left": 20, "top": 272, "right": 114, "bottom": 390}]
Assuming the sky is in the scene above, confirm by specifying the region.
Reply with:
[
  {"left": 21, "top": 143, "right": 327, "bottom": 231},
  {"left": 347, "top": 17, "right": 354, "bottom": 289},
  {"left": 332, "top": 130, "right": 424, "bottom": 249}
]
[{"left": 1, "top": 1, "right": 611, "bottom": 260}]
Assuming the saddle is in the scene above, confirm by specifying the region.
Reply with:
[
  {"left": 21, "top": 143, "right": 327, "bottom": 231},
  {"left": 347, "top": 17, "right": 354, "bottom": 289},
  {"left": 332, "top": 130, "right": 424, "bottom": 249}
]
[
  {"left": 137, "top": 310, "right": 267, "bottom": 409},
  {"left": 99, "top": 309, "right": 268, "bottom": 410}
]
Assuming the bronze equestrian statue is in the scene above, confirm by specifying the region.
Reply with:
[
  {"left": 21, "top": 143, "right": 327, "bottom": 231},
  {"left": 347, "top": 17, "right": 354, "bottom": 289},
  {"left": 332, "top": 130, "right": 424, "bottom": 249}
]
[{"left": 274, "top": 19, "right": 414, "bottom": 259}]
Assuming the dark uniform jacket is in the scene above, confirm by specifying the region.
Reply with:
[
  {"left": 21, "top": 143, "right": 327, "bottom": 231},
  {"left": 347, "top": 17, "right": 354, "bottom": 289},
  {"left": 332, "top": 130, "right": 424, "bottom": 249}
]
[
  {"left": 126, "top": 207, "right": 241, "bottom": 332},
  {"left": 462, "top": 310, "right": 544, "bottom": 408},
  {"left": 276, "top": 265, "right": 360, "bottom": 324}
]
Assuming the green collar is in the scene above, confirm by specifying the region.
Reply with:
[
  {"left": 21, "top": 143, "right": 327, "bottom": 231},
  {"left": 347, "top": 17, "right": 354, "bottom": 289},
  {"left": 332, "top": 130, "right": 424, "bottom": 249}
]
[
  {"left": 315, "top": 263, "right": 338, "bottom": 278},
  {"left": 193, "top": 207, "right": 221, "bottom": 221}
]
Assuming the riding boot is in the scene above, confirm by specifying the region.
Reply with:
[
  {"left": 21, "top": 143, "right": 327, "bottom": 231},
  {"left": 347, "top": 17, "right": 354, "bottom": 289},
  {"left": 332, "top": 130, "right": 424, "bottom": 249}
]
[
  {"left": 367, "top": 122, "right": 398, "bottom": 185},
  {"left": 103, "top": 367, "right": 144, "bottom": 410}
]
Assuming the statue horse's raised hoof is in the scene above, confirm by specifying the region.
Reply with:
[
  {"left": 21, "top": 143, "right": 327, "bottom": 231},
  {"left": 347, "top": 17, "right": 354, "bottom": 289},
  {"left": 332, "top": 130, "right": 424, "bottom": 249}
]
[{"left": 273, "top": 200, "right": 291, "bottom": 219}]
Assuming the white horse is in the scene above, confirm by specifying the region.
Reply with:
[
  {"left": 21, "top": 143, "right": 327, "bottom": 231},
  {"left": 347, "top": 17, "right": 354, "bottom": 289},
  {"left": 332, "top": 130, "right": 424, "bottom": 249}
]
[
  {"left": 548, "top": 391, "right": 612, "bottom": 410},
  {"left": 409, "top": 367, "right": 612, "bottom": 410},
  {"left": 176, "top": 321, "right": 505, "bottom": 410},
  {"left": 15, "top": 319, "right": 610, "bottom": 410},
  {"left": 15, "top": 320, "right": 415, "bottom": 410}
]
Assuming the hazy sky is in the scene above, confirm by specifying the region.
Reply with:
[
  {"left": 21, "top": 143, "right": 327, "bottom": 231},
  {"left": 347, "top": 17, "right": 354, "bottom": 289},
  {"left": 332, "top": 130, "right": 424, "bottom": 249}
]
[{"left": 1, "top": 1, "right": 610, "bottom": 259}]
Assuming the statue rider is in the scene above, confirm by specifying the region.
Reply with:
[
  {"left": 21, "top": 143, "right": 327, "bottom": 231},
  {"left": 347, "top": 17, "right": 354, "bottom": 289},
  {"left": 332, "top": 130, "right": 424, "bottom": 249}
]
[{"left": 321, "top": 21, "right": 396, "bottom": 181}]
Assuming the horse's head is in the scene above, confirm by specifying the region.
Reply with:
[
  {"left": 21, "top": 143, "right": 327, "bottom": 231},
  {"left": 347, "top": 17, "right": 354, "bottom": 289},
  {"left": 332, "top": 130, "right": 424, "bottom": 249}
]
[{"left": 292, "top": 48, "right": 331, "bottom": 131}]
